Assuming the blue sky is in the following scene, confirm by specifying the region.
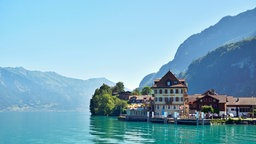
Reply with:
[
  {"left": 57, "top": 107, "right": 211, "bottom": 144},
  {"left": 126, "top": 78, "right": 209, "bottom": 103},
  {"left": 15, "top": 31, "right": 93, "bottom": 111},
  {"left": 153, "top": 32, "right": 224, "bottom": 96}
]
[{"left": 0, "top": 0, "right": 256, "bottom": 89}]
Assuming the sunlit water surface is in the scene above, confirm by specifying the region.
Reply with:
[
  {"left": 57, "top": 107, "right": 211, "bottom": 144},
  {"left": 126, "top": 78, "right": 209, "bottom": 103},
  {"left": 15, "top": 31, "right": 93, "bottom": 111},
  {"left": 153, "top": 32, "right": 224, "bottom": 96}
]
[{"left": 0, "top": 112, "right": 255, "bottom": 143}]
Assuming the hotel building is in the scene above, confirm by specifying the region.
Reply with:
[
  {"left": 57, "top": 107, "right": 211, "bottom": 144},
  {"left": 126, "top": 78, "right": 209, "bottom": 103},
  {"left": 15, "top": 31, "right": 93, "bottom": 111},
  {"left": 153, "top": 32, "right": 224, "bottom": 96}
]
[{"left": 152, "top": 71, "right": 188, "bottom": 117}]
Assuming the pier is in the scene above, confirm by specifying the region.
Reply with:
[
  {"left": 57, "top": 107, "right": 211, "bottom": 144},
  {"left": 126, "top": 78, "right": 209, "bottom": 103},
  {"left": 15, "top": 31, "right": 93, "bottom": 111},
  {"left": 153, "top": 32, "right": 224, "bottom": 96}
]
[{"left": 119, "top": 114, "right": 211, "bottom": 125}]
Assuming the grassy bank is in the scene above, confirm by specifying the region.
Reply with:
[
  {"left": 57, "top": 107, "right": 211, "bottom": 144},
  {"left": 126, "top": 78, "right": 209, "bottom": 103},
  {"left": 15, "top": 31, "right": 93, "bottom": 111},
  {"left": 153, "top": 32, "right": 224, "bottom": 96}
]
[{"left": 211, "top": 118, "right": 256, "bottom": 125}]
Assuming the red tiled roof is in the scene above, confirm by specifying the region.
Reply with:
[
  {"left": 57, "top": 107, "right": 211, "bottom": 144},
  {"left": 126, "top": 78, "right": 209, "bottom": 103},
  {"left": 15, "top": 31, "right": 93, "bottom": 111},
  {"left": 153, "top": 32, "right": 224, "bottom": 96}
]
[{"left": 152, "top": 71, "right": 187, "bottom": 88}]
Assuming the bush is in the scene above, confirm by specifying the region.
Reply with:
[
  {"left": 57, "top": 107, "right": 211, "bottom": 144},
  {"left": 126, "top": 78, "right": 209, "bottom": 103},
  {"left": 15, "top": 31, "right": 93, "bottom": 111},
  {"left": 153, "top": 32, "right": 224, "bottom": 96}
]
[
  {"left": 211, "top": 119, "right": 226, "bottom": 124},
  {"left": 201, "top": 105, "right": 214, "bottom": 113}
]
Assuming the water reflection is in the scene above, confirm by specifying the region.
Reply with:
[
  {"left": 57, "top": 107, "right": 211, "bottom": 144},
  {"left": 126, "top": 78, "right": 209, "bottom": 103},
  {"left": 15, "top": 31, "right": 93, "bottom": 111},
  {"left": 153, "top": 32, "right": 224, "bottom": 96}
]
[
  {"left": 89, "top": 116, "right": 205, "bottom": 143},
  {"left": 89, "top": 116, "right": 155, "bottom": 143},
  {"left": 89, "top": 117, "right": 256, "bottom": 144}
]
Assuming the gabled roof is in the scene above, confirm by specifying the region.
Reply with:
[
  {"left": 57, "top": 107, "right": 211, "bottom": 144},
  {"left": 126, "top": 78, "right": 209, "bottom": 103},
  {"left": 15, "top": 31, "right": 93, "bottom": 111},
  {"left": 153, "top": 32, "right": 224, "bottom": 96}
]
[
  {"left": 203, "top": 89, "right": 218, "bottom": 95},
  {"left": 152, "top": 71, "right": 187, "bottom": 88},
  {"left": 187, "top": 95, "right": 203, "bottom": 104},
  {"left": 189, "top": 89, "right": 228, "bottom": 103},
  {"left": 188, "top": 90, "right": 256, "bottom": 106},
  {"left": 227, "top": 97, "right": 256, "bottom": 105}
]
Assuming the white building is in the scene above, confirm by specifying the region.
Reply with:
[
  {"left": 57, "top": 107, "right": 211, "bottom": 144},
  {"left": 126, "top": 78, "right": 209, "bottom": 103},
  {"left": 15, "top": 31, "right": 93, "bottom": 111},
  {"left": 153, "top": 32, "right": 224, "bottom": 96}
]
[{"left": 152, "top": 71, "right": 188, "bottom": 117}]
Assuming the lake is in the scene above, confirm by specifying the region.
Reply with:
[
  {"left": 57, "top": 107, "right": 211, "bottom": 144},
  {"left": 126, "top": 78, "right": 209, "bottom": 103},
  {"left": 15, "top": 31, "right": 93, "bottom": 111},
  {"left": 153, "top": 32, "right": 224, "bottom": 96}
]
[{"left": 0, "top": 112, "right": 255, "bottom": 144}]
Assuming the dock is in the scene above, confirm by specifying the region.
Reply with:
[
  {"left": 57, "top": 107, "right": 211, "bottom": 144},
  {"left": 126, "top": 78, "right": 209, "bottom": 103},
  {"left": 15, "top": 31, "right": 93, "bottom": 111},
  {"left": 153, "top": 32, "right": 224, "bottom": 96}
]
[
  {"left": 177, "top": 119, "right": 210, "bottom": 125},
  {"left": 119, "top": 115, "right": 211, "bottom": 125}
]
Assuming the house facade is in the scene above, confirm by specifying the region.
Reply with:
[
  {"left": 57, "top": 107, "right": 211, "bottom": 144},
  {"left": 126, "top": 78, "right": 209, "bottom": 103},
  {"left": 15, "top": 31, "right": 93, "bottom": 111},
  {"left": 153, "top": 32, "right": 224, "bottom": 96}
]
[
  {"left": 128, "top": 95, "right": 153, "bottom": 105},
  {"left": 118, "top": 91, "right": 132, "bottom": 100},
  {"left": 152, "top": 71, "right": 188, "bottom": 117},
  {"left": 226, "top": 97, "right": 256, "bottom": 117},
  {"left": 188, "top": 89, "right": 256, "bottom": 117},
  {"left": 188, "top": 90, "right": 230, "bottom": 115},
  {"left": 125, "top": 95, "right": 154, "bottom": 121}
]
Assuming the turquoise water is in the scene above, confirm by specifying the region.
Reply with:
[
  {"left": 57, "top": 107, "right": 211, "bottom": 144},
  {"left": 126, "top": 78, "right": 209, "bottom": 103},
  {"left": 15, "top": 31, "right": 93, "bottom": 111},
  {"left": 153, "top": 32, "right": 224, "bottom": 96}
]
[{"left": 0, "top": 112, "right": 256, "bottom": 144}]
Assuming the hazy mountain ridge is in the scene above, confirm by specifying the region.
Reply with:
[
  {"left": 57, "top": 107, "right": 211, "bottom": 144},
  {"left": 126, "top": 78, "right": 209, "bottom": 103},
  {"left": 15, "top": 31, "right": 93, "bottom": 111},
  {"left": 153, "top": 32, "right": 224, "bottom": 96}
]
[
  {"left": 0, "top": 67, "right": 115, "bottom": 111},
  {"left": 185, "top": 37, "right": 256, "bottom": 96},
  {"left": 139, "top": 7, "right": 256, "bottom": 88}
]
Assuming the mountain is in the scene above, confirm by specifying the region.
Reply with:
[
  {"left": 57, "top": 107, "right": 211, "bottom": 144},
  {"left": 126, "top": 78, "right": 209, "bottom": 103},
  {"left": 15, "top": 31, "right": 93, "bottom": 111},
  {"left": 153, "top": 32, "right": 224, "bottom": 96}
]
[
  {"left": 0, "top": 67, "right": 115, "bottom": 112},
  {"left": 139, "top": 7, "right": 256, "bottom": 88},
  {"left": 185, "top": 37, "right": 256, "bottom": 96}
]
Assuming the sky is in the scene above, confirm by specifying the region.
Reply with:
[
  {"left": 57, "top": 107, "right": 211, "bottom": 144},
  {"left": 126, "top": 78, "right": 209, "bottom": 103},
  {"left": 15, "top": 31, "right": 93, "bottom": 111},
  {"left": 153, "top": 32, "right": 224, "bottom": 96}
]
[{"left": 0, "top": 0, "right": 256, "bottom": 89}]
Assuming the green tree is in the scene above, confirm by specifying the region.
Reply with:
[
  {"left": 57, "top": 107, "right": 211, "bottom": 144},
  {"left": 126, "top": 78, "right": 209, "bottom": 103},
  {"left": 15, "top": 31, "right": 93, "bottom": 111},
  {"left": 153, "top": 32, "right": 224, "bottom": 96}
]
[
  {"left": 132, "top": 88, "right": 141, "bottom": 95},
  {"left": 90, "top": 84, "right": 112, "bottom": 115},
  {"left": 99, "top": 94, "right": 115, "bottom": 115},
  {"left": 90, "top": 83, "right": 128, "bottom": 116},
  {"left": 90, "top": 94, "right": 101, "bottom": 115},
  {"left": 112, "top": 82, "right": 125, "bottom": 95},
  {"left": 253, "top": 109, "right": 256, "bottom": 117},
  {"left": 141, "top": 86, "right": 152, "bottom": 95},
  {"left": 111, "top": 97, "right": 128, "bottom": 115},
  {"left": 201, "top": 105, "right": 214, "bottom": 113},
  {"left": 98, "top": 84, "right": 112, "bottom": 95},
  {"left": 214, "top": 108, "right": 220, "bottom": 114}
]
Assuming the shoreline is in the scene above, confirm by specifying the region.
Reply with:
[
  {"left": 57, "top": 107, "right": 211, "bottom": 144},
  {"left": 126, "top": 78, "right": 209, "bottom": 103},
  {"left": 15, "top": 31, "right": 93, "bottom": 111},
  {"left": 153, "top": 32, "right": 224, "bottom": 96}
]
[{"left": 118, "top": 115, "right": 256, "bottom": 125}]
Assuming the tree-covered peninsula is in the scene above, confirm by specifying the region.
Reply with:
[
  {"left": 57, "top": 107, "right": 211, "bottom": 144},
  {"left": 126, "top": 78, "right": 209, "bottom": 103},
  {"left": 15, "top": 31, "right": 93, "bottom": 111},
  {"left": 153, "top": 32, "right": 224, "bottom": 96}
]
[{"left": 90, "top": 82, "right": 128, "bottom": 116}]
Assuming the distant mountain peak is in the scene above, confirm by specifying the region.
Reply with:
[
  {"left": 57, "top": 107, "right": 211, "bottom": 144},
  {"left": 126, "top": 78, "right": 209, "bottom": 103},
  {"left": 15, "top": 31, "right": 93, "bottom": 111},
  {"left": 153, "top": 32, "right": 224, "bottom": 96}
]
[
  {"left": 185, "top": 36, "right": 256, "bottom": 96},
  {"left": 0, "top": 67, "right": 115, "bottom": 112},
  {"left": 139, "top": 7, "right": 256, "bottom": 88}
]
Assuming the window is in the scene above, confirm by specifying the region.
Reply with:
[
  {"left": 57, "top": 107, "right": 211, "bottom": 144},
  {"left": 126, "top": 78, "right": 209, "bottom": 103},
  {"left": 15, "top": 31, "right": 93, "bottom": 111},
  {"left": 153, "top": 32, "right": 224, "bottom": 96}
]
[
  {"left": 176, "top": 97, "right": 179, "bottom": 102},
  {"left": 155, "top": 97, "right": 158, "bottom": 102},
  {"left": 167, "top": 81, "right": 172, "bottom": 86},
  {"left": 163, "top": 105, "right": 165, "bottom": 109},
  {"left": 165, "top": 97, "right": 168, "bottom": 102},
  {"left": 170, "top": 89, "right": 173, "bottom": 94},
  {"left": 165, "top": 89, "right": 168, "bottom": 94},
  {"left": 181, "top": 89, "right": 184, "bottom": 94},
  {"left": 240, "top": 107, "right": 251, "bottom": 112},
  {"left": 175, "top": 89, "right": 178, "bottom": 94},
  {"left": 231, "top": 108, "right": 235, "bottom": 111},
  {"left": 181, "top": 97, "right": 183, "bottom": 102},
  {"left": 154, "top": 90, "right": 157, "bottom": 94},
  {"left": 174, "top": 106, "right": 176, "bottom": 109},
  {"left": 159, "top": 97, "right": 162, "bottom": 102},
  {"left": 157, "top": 105, "right": 159, "bottom": 110},
  {"left": 159, "top": 89, "right": 162, "bottom": 94},
  {"left": 170, "top": 97, "right": 173, "bottom": 102},
  {"left": 174, "top": 80, "right": 178, "bottom": 84}
]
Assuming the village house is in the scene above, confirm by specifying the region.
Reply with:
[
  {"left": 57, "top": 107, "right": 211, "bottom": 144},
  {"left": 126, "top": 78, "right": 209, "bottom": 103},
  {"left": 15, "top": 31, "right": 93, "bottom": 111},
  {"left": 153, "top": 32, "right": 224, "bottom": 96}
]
[
  {"left": 125, "top": 95, "right": 154, "bottom": 121},
  {"left": 188, "top": 89, "right": 256, "bottom": 117},
  {"left": 128, "top": 95, "right": 153, "bottom": 104},
  {"left": 118, "top": 91, "right": 132, "bottom": 100},
  {"left": 151, "top": 71, "right": 188, "bottom": 117},
  {"left": 188, "top": 89, "right": 230, "bottom": 116},
  {"left": 124, "top": 70, "right": 256, "bottom": 120},
  {"left": 226, "top": 97, "right": 256, "bottom": 117}
]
